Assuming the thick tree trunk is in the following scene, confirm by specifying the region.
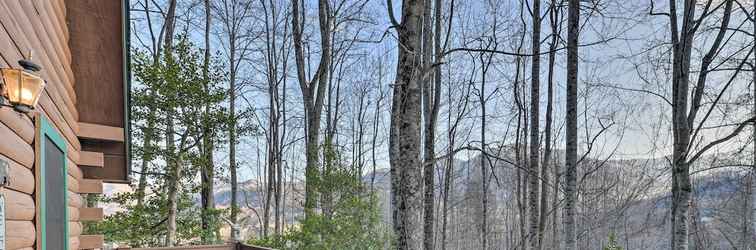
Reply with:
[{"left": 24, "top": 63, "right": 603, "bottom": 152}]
[
  {"left": 528, "top": 0, "right": 542, "bottom": 248},
  {"left": 563, "top": 0, "right": 579, "bottom": 249},
  {"left": 389, "top": 0, "right": 425, "bottom": 248},
  {"left": 293, "top": 0, "right": 332, "bottom": 220},
  {"left": 669, "top": 1, "right": 695, "bottom": 249}
]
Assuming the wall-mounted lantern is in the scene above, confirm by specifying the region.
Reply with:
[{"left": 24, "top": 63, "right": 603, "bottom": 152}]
[{"left": 0, "top": 59, "right": 46, "bottom": 113}]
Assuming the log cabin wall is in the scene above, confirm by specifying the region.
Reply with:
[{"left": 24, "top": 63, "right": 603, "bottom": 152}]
[{"left": 0, "top": 0, "right": 121, "bottom": 249}]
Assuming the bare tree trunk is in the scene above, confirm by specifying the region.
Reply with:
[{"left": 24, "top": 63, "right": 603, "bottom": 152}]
[
  {"left": 388, "top": 0, "right": 425, "bottom": 248},
  {"left": 293, "top": 0, "right": 332, "bottom": 220},
  {"left": 750, "top": 4, "right": 756, "bottom": 247},
  {"left": 200, "top": 0, "right": 216, "bottom": 244},
  {"left": 215, "top": 1, "right": 255, "bottom": 231},
  {"left": 551, "top": 158, "right": 560, "bottom": 249},
  {"left": 371, "top": 62, "right": 384, "bottom": 191},
  {"left": 162, "top": 1, "right": 178, "bottom": 245},
  {"left": 165, "top": 119, "right": 180, "bottom": 247},
  {"left": 277, "top": 75, "right": 287, "bottom": 235},
  {"left": 421, "top": 0, "right": 439, "bottom": 248},
  {"left": 442, "top": 67, "right": 470, "bottom": 250},
  {"left": 229, "top": 32, "right": 239, "bottom": 229},
  {"left": 669, "top": 1, "right": 695, "bottom": 249},
  {"left": 563, "top": 0, "right": 579, "bottom": 249},
  {"left": 539, "top": 2, "right": 559, "bottom": 248},
  {"left": 513, "top": 37, "right": 527, "bottom": 247},
  {"left": 135, "top": 0, "right": 157, "bottom": 208},
  {"left": 478, "top": 47, "right": 495, "bottom": 249},
  {"left": 528, "top": 0, "right": 542, "bottom": 248},
  {"left": 263, "top": 96, "right": 278, "bottom": 238}
]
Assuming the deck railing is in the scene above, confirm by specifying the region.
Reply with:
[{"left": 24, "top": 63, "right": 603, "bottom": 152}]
[{"left": 117, "top": 243, "right": 275, "bottom": 250}]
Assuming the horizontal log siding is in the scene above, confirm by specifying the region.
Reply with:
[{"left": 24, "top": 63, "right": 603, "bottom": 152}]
[{"left": 0, "top": 1, "right": 86, "bottom": 249}]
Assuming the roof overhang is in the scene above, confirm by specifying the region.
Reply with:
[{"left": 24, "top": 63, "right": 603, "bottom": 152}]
[{"left": 66, "top": 0, "right": 131, "bottom": 183}]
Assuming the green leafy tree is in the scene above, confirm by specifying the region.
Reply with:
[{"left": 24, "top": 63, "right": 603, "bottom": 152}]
[
  {"left": 91, "top": 35, "right": 231, "bottom": 247},
  {"left": 250, "top": 143, "right": 392, "bottom": 249},
  {"left": 603, "top": 232, "right": 624, "bottom": 250}
]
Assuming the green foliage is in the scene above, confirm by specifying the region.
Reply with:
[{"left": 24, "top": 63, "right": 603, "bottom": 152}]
[
  {"left": 92, "top": 34, "right": 229, "bottom": 247},
  {"left": 250, "top": 144, "right": 391, "bottom": 250},
  {"left": 88, "top": 192, "right": 204, "bottom": 247},
  {"left": 603, "top": 232, "right": 624, "bottom": 250}
]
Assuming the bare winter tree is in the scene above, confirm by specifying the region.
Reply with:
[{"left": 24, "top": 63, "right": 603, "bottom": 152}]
[
  {"left": 292, "top": 0, "right": 333, "bottom": 219},
  {"left": 657, "top": 0, "right": 756, "bottom": 248},
  {"left": 752, "top": 3, "right": 756, "bottom": 245},
  {"left": 259, "top": 0, "right": 291, "bottom": 237},
  {"left": 387, "top": 0, "right": 425, "bottom": 247},
  {"left": 527, "top": 0, "right": 543, "bottom": 248},
  {"left": 422, "top": 0, "right": 445, "bottom": 248},
  {"left": 540, "top": 0, "right": 562, "bottom": 248},
  {"left": 215, "top": 0, "right": 255, "bottom": 228},
  {"left": 563, "top": 0, "right": 579, "bottom": 249}
]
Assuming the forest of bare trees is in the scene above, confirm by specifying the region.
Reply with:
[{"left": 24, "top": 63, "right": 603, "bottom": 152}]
[{"left": 107, "top": 0, "right": 756, "bottom": 249}]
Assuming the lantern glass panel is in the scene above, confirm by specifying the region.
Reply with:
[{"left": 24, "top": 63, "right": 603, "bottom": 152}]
[
  {"left": 1, "top": 68, "right": 22, "bottom": 103},
  {"left": 19, "top": 71, "right": 44, "bottom": 107}
]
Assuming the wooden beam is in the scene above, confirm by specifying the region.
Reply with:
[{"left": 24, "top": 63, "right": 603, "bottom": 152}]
[
  {"left": 78, "top": 235, "right": 103, "bottom": 249},
  {"left": 78, "top": 151, "right": 104, "bottom": 167},
  {"left": 79, "top": 207, "right": 103, "bottom": 221},
  {"left": 78, "top": 179, "right": 102, "bottom": 194},
  {"left": 78, "top": 122, "right": 124, "bottom": 142}
]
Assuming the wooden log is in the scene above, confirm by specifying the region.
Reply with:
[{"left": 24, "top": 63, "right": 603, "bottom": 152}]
[
  {"left": 78, "top": 122, "right": 124, "bottom": 142},
  {"left": 68, "top": 191, "right": 82, "bottom": 208},
  {"left": 69, "top": 221, "right": 82, "bottom": 237},
  {"left": 68, "top": 174, "right": 79, "bottom": 193},
  {"left": 69, "top": 205, "right": 80, "bottom": 221},
  {"left": 69, "top": 236, "right": 80, "bottom": 250},
  {"left": 78, "top": 179, "right": 102, "bottom": 194},
  {"left": 78, "top": 235, "right": 103, "bottom": 249},
  {"left": 40, "top": 1, "right": 69, "bottom": 65},
  {"left": 68, "top": 158, "right": 83, "bottom": 180},
  {"left": 0, "top": 124, "right": 34, "bottom": 168},
  {"left": 6, "top": 220, "right": 35, "bottom": 249},
  {"left": 0, "top": 108, "right": 34, "bottom": 144},
  {"left": 0, "top": 153, "right": 34, "bottom": 195},
  {"left": 2, "top": 188, "right": 35, "bottom": 220},
  {"left": 79, "top": 151, "right": 104, "bottom": 167},
  {"left": 79, "top": 207, "right": 103, "bottom": 221}
]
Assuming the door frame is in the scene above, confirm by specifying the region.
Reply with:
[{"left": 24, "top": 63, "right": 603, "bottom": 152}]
[{"left": 35, "top": 115, "right": 69, "bottom": 250}]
